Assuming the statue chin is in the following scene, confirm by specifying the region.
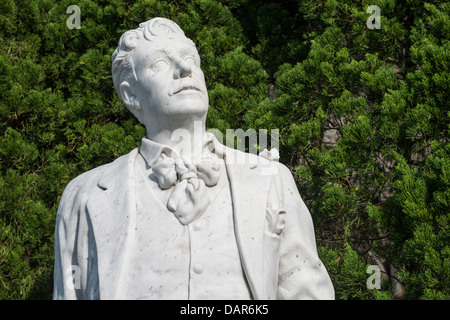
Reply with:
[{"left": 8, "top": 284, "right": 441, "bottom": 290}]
[
  {"left": 153, "top": 94, "right": 208, "bottom": 120},
  {"left": 169, "top": 93, "right": 208, "bottom": 115}
]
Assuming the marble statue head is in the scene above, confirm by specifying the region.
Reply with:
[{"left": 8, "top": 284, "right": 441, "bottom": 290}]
[{"left": 112, "top": 18, "right": 209, "bottom": 130}]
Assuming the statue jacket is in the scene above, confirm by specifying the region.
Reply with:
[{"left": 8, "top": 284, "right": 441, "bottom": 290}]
[{"left": 53, "top": 142, "right": 335, "bottom": 300}]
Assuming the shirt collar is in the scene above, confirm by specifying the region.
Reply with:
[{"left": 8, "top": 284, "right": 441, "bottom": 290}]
[
  {"left": 139, "top": 138, "right": 174, "bottom": 168},
  {"left": 139, "top": 132, "right": 222, "bottom": 168}
]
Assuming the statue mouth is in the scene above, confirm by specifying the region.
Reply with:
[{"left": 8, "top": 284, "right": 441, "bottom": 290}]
[
  {"left": 171, "top": 81, "right": 202, "bottom": 95},
  {"left": 174, "top": 85, "right": 201, "bottom": 94}
]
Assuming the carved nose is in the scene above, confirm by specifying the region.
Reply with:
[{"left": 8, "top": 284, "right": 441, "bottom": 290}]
[{"left": 174, "top": 60, "right": 192, "bottom": 79}]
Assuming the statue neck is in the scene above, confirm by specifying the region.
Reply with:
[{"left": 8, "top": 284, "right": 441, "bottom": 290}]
[{"left": 146, "top": 119, "right": 207, "bottom": 160}]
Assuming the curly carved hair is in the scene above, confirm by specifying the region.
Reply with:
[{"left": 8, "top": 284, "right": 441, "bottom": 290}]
[{"left": 111, "top": 17, "right": 195, "bottom": 101}]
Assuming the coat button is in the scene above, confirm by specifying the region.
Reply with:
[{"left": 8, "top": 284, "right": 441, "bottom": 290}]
[
  {"left": 193, "top": 264, "right": 203, "bottom": 274},
  {"left": 193, "top": 222, "right": 202, "bottom": 231}
]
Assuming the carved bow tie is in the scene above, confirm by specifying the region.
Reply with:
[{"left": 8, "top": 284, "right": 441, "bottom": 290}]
[{"left": 152, "top": 154, "right": 221, "bottom": 225}]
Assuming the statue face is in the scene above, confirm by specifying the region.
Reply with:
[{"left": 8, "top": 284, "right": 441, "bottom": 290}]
[{"left": 131, "top": 37, "right": 208, "bottom": 124}]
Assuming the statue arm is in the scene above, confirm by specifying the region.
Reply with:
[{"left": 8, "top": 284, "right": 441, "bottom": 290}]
[
  {"left": 53, "top": 173, "right": 99, "bottom": 300},
  {"left": 275, "top": 163, "right": 335, "bottom": 300}
]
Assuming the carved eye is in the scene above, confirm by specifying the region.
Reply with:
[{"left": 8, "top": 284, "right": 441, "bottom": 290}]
[
  {"left": 152, "top": 58, "right": 170, "bottom": 71},
  {"left": 184, "top": 55, "right": 196, "bottom": 65}
]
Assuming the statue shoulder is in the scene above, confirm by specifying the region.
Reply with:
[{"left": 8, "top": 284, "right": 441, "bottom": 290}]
[{"left": 59, "top": 149, "right": 137, "bottom": 207}]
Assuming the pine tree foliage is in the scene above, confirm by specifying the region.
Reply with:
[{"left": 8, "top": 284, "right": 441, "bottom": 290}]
[
  {"left": 243, "top": 0, "right": 449, "bottom": 300},
  {"left": 0, "top": 0, "right": 448, "bottom": 299}
]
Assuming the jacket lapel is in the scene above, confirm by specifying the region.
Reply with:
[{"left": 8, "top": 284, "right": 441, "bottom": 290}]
[
  {"left": 223, "top": 147, "right": 273, "bottom": 300},
  {"left": 92, "top": 148, "right": 139, "bottom": 299}
]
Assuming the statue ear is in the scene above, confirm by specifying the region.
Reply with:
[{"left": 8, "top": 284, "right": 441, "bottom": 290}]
[{"left": 119, "top": 81, "right": 141, "bottom": 112}]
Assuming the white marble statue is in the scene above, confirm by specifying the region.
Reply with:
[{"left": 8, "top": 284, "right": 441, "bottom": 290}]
[{"left": 53, "top": 17, "right": 334, "bottom": 300}]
